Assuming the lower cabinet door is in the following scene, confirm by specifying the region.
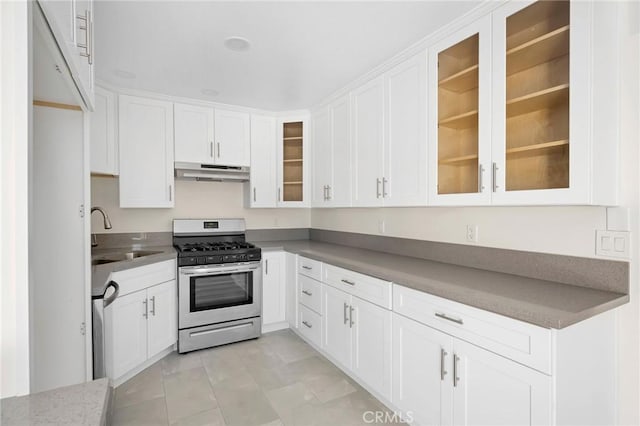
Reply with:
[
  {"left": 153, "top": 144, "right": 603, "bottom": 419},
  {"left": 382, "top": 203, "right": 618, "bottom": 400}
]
[
  {"left": 321, "top": 284, "right": 352, "bottom": 369},
  {"left": 351, "top": 296, "right": 392, "bottom": 401},
  {"left": 106, "top": 289, "right": 148, "bottom": 380},
  {"left": 452, "top": 339, "right": 552, "bottom": 426},
  {"left": 392, "top": 313, "right": 453, "bottom": 426},
  {"left": 262, "top": 251, "right": 285, "bottom": 326},
  {"left": 147, "top": 280, "right": 177, "bottom": 358}
]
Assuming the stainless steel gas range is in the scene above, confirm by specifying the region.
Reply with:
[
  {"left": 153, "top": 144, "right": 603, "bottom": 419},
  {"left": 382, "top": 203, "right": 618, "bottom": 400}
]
[{"left": 173, "top": 219, "right": 262, "bottom": 353}]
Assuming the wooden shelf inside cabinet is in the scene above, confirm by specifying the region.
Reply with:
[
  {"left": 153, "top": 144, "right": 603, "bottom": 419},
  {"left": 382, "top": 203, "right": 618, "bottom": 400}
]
[
  {"left": 506, "top": 139, "right": 568, "bottom": 155},
  {"left": 439, "top": 110, "right": 479, "bottom": 129},
  {"left": 283, "top": 181, "right": 303, "bottom": 185},
  {"left": 507, "top": 26, "right": 569, "bottom": 76},
  {"left": 283, "top": 159, "right": 303, "bottom": 163},
  {"left": 283, "top": 136, "right": 303, "bottom": 141},
  {"left": 439, "top": 154, "right": 478, "bottom": 165},
  {"left": 439, "top": 64, "right": 479, "bottom": 93},
  {"left": 506, "top": 84, "right": 568, "bottom": 118}
]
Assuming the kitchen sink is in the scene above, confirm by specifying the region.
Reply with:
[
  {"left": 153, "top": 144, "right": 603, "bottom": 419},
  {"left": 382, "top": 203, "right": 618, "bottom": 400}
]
[{"left": 91, "top": 250, "right": 163, "bottom": 265}]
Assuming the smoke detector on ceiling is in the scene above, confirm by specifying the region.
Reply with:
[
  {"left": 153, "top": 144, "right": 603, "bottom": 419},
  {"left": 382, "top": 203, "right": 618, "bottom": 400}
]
[{"left": 224, "top": 37, "right": 251, "bottom": 52}]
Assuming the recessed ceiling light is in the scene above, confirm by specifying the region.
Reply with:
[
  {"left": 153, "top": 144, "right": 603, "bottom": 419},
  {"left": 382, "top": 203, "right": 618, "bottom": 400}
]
[
  {"left": 113, "top": 69, "right": 136, "bottom": 79},
  {"left": 224, "top": 37, "right": 251, "bottom": 52},
  {"left": 201, "top": 89, "right": 220, "bottom": 97}
]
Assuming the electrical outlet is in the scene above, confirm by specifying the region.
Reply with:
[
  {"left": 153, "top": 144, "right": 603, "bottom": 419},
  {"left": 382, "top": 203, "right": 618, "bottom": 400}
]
[
  {"left": 378, "top": 219, "right": 386, "bottom": 234},
  {"left": 596, "top": 230, "right": 630, "bottom": 259},
  {"left": 466, "top": 225, "right": 478, "bottom": 243}
]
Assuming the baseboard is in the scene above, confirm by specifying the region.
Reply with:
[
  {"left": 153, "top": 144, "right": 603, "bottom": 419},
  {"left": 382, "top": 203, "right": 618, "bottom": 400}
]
[{"left": 262, "top": 321, "right": 289, "bottom": 334}]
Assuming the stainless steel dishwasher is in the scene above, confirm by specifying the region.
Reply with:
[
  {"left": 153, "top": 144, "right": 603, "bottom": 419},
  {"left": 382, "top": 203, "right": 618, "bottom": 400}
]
[{"left": 92, "top": 280, "right": 119, "bottom": 379}]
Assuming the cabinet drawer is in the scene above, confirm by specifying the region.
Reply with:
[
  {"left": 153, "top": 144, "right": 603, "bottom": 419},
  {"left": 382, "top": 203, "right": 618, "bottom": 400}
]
[
  {"left": 299, "top": 274, "right": 322, "bottom": 314},
  {"left": 298, "top": 304, "right": 322, "bottom": 347},
  {"left": 323, "top": 264, "right": 392, "bottom": 309},
  {"left": 298, "top": 256, "right": 322, "bottom": 281},
  {"left": 393, "top": 284, "right": 552, "bottom": 374},
  {"left": 110, "top": 259, "right": 176, "bottom": 297}
]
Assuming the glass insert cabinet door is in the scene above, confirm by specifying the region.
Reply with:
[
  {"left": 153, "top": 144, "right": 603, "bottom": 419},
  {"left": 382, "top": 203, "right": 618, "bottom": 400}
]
[
  {"left": 190, "top": 272, "right": 253, "bottom": 312},
  {"left": 503, "top": 0, "right": 570, "bottom": 192},
  {"left": 281, "top": 121, "right": 304, "bottom": 202}
]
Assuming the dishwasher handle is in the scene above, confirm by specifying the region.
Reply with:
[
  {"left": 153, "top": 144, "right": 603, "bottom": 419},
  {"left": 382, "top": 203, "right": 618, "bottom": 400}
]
[{"left": 103, "top": 280, "right": 119, "bottom": 308}]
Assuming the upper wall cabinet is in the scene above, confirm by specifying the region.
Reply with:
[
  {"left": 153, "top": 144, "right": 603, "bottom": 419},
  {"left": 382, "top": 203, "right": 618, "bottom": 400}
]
[
  {"left": 174, "top": 105, "right": 250, "bottom": 167},
  {"left": 248, "top": 115, "right": 278, "bottom": 208},
  {"left": 38, "top": 0, "right": 95, "bottom": 110},
  {"left": 428, "top": 17, "right": 492, "bottom": 206},
  {"left": 90, "top": 87, "right": 118, "bottom": 175},
  {"left": 119, "top": 95, "right": 175, "bottom": 208},
  {"left": 352, "top": 53, "right": 427, "bottom": 207},
  {"left": 277, "top": 116, "right": 309, "bottom": 207},
  {"left": 311, "top": 95, "right": 352, "bottom": 208},
  {"left": 490, "top": 0, "right": 619, "bottom": 205}
]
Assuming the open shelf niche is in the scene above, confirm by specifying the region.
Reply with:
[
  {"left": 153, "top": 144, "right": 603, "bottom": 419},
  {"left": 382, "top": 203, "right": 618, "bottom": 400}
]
[
  {"left": 282, "top": 121, "right": 304, "bottom": 201},
  {"left": 437, "top": 33, "right": 480, "bottom": 195},
  {"left": 505, "top": 0, "right": 570, "bottom": 191}
]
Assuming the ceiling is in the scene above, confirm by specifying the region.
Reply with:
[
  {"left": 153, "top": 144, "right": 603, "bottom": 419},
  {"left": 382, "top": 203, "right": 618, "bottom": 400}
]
[{"left": 95, "top": 1, "right": 478, "bottom": 111}]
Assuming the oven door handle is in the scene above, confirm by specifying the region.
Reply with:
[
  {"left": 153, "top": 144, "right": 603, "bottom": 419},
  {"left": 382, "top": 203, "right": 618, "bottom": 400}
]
[{"left": 180, "top": 265, "right": 260, "bottom": 276}]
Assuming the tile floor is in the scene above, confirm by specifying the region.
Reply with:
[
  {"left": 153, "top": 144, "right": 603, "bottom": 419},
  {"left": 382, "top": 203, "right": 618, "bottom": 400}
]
[{"left": 112, "top": 329, "right": 403, "bottom": 426}]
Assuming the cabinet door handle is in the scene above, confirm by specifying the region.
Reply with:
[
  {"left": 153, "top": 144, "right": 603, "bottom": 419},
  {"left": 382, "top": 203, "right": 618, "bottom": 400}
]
[
  {"left": 265, "top": 259, "right": 269, "bottom": 275},
  {"left": 278, "top": 187, "right": 281, "bottom": 202},
  {"left": 302, "top": 290, "right": 312, "bottom": 296},
  {"left": 341, "top": 278, "right": 355, "bottom": 286},
  {"left": 440, "top": 348, "right": 448, "bottom": 381},
  {"left": 376, "top": 178, "right": 382, "bottom": 198},
  {"left": 478, "top": 164, "right": 485, "bottom": 192},
  {"left": 435, "top": 312, "right": 464, "bottom": 325},
  {"left": 492, "top": 162, "right": 498, "bottom": 192},
  {"left": 217, "top": 142, "right": 221, "bottom": 158},
  {"left": 343, "top": 302, "right": 349, "bottom": 324},
  {"left": 302, "top": 265, "right": 312, "bottom": 270},
  {"left": 169, "top": 185, "right": 173, "bottom": 202},
  {"left": 453, "top": 354, "right": 460, "bottom": 387},
  {"left": 327, "top": 185, "right": 332, "bottom": 201},
  {"left": 210, "top": 142, "right": 214, "bottom": 158},
  {"left": 150, "top": 296, "right": 156, "bottom": 316},
  {"left": 349, "top": 305, "right": 355, "bottom": 328},
  {"left": 253, "top": 187, "right": 256, "bottom": 202},
  {"left": 382, "top": 178, "right": 388, "bottom": 198},
  {"left": 302, "top": 320, "right": 312, "bottom": 329},
  {"left": 142, "top": 299, "right": 148, "bottom": 318},
  {"left": 323, "top": 185, "right": 327, "bottom": 201},
  {"left": 76, "top": 10, "right": 92, "bottom": 64}
]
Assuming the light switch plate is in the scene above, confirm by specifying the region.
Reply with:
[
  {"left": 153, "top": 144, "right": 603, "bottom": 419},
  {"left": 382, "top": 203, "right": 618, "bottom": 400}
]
[{"left": 596, "top": 230, "right": 630, "bottom": 259}]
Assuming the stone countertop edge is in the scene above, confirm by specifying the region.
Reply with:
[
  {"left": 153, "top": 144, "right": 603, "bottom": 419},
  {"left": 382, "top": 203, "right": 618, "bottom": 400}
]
[
  {"left": 91, "top": 245, "right": 176, "bottom": 297},
  {"left": 0, "top": 378, "right": 111, "bottom": 426},
  {"left": 253, "top": 240, "right": 628, "bottom": 330}
]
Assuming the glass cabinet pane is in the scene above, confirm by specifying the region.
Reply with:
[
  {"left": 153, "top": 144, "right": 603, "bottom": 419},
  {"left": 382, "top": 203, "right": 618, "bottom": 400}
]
[
  {"left": 505, "top": 0, "right": 570, "bottom": 191},
  {"left": 437, "top": 34, "right": 480, "bottom": 195},
  {"left": 282, "top": 121, "right": 303, "bottom": 202}
]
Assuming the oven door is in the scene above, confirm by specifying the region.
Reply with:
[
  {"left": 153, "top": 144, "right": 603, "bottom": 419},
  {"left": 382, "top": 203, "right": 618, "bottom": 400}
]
[{"left": 178, "top": 262, "right": 262, "bottom": 329}]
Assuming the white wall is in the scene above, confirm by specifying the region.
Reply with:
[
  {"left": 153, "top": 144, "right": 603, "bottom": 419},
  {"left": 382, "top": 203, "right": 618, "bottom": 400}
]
[
  {"left": 0, "top": 0, "right": 31, "bottom": 398},
  {"left": 91, "top": 176, "right": 311, "bottom": 233}
]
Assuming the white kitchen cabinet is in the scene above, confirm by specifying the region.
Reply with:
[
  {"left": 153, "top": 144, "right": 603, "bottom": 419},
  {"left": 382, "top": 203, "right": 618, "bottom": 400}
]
[
  {"left": 277, "top": 116, "right": 309, "bottom": 207},
  {"left": 214, "top": 109, "right": 251, "bottom": 167},
  {"left": 384, "top": 52, "right": 427, "bottom": 206},
  {"left": 146, "top": 280, "right": 178, "bottom": 359},
  {"left": 118, "top": 95, "right": 174, "bottom": 208},
  {"left": 248, "top": 115, "right": 277, "bottom": 207},
  {"left": 105, "top": 260, "right": 177, "bottom": 384},
  {"left": 428, "top": 16, "right": 492, "bottom": 206},
  {"left": 38, "top": 0, "right": 95, "bottom": 110},
  {"left": 90, "top": 87, "right": 118, "bottom": 175},
  {"left": 106, "top": 288, "right": 150, "bottom": 381},
  {"left": 321, "top": 283, "right": 392, "bottom": 401},
  {"left": 174, "top": 103, "right": 215, "bottom": 164},
  {"left": 452, "top": 338, "right": 552, "bottom": 426},
  {"left": 262, "top": 251, "right": 287, "bottom": 331},
  {"left": 351, "top": 77, "right": 385, "bottom": 207},
  {"left": 312, "top": 95, "right": 352, "bottom": 207}
]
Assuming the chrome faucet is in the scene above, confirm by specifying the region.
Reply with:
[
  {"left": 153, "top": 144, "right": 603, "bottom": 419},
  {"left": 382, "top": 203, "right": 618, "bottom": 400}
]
[{"left": 91, "top": 207, "right": 112, "bottom": 247}]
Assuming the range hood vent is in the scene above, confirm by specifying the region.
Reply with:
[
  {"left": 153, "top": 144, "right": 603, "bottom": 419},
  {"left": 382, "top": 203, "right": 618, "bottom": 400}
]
[{"left": 175, "top": 162, "right": 250, "bottom": 182}]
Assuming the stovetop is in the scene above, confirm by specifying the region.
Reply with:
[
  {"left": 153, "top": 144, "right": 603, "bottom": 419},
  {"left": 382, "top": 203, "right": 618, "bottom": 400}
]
[{"left": 176, "top": 241, "right": 257, "bottom": 253}]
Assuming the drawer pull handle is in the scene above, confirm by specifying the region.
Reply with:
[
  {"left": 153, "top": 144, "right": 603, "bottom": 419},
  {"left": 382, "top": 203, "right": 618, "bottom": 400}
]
[
  {"left": 302, "top": 290, "right": 312, "bottom": 296},
  {"left": 341, "top": 279, "right": 355, "bottom": 286},
  {"left": 435, "top": 312, "right": 463, "bottom": 325},
  {"left": 302, "top": 321, "right": 312, "bottom": 329},
  {"left": 302, "top": 266, "right": 312, "bottom": 270}
]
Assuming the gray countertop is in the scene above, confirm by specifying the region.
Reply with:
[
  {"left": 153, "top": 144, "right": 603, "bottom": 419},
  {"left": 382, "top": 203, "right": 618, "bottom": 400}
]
[
  {"left": 91, "top": 245, "right": 176, "bottom": 297},
  {"left": 254, "top": 240, "right": 628, "bottom": 329},
  {"left": 0, "top": 378, "right": 111, "bottom": 426}
]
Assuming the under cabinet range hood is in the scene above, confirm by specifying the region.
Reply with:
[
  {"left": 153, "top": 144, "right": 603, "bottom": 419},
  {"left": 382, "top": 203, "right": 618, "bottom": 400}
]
[{"left": 174, "top": 162, "right": 250, "bottom": 182}]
